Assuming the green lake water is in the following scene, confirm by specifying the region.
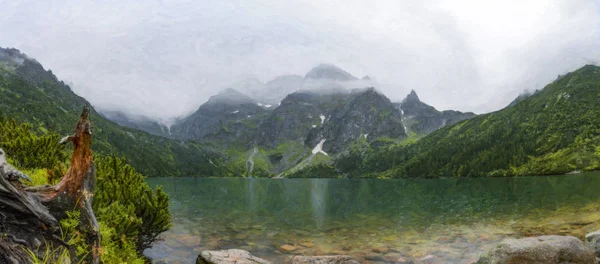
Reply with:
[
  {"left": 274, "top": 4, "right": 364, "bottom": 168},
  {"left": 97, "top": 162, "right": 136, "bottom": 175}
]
[{"left": 144, "top": 173, "right": 600, "bottom": 263}]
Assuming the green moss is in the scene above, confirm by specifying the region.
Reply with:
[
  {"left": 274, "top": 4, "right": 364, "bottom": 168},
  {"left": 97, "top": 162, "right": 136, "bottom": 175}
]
[{"left": 21, "top": 168, "right": 49, "bottom": 186}]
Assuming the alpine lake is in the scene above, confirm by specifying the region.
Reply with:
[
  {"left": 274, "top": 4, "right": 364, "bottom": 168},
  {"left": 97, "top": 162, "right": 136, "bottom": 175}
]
[{"left": 144, "top": 172, "right": 600, "bottom": 263}]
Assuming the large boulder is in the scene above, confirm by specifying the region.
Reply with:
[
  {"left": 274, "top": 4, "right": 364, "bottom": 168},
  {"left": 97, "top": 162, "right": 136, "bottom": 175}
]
[
  {"left": 476, "top": 235, "right": 596, "bottom": 264},
  {"left": 585, "top": 230, "right": 600, "bottom": 257},
  {"left": 196, "top": 249, "right": 271, "bottom": 264},
  {"left": 292, "top": 255, "right": 360, "bottom": 264}
]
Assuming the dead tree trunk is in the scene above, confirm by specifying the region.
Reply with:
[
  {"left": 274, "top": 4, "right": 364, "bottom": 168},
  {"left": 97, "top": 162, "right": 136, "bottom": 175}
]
[{"left": 0, "top": 107, "right": 101, "bottom": 264}]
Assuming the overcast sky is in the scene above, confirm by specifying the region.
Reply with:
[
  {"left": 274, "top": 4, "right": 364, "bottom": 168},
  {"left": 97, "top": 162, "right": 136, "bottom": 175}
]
[{"left": 1, "top": 0, "right": 599, "bottom": 120}]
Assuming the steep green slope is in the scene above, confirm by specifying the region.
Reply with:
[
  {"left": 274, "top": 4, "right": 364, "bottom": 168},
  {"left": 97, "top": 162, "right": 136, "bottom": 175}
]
[
  {"left": 362, "top": 65, "right": 600, "bottom": 178},
  {"left": 0, "top": 48, "right": 231, "bottom": 177}
]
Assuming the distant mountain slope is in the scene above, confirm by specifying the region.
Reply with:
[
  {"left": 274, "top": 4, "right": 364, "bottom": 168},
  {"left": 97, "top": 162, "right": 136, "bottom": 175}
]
[
  {"left": 0, "top": 47, "right": 230, "bottom": 177},
  {"left": 162, "top": 64, "right": 472, "bottom": 177},
  {"left": 506, "top": 90, "right": 537, "bottom": 108},
  {"left": 305, "top": 63, "right": 358, "bottom": 81},
  {"left": 364, "top": 64, "right": 600, "bottom": 178},
  {"left": 100, "top": 110, "right": 171, "bottom": 137},
  {"left": 395, "top": 90, "right": 476, "bottom": 135},
  {"left": 248, "top": 75, "right": 305, "bottom": 106},
  {"left": 170, "top": 88, "right": 270, "bottom": 147}
]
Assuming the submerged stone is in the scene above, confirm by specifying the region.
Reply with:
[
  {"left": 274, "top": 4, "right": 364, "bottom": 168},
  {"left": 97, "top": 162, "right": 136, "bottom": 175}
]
[
  {"left": 585, "top": 230, "right": 600, "bottom": 257},
  {"left": 196, "top": 249, "right": 271, "bottom": 264},
  {"left": 280, "top": 244, "right": 299, "bottom": 253},
  {"left": 300, "top": 241, "right": 314, "bottom": 248},
  {"left": 371, "top": 245, "right": 389, "bottom": 254},
  {"left": 476, "top": 235, "right": 595, "bottom": 264},
  {"left": 292, "top": 255, "right": 360, "bottom": 264}
]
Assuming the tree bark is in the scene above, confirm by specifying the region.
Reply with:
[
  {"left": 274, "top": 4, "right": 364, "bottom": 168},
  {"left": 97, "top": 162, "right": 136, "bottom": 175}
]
[{"left": 0, "top": 107, "right": 101, "bottom": 264}]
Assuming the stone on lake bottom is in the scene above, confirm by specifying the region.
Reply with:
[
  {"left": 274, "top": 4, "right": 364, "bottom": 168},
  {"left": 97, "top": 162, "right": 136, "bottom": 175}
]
[
  {"left": 196, "top": 249, "right": 271, "bottom": 264},
  {"left": 476, "top": 235, "right": 596, "bottom": 264},
  {"left": 292, "top": 255, "right": 360, "bottom": 264},
  {"left": 300, "top": 241, "right": 314, "bottom": 248},
  {"left": 280, "top": 244, "right": 299, "bottom": 253},
  {"left": 371, "top": 246, "right": 389, "bottom": 254},
  {"left": 586, "top": 229, "right": 600, "bottom": 257}
]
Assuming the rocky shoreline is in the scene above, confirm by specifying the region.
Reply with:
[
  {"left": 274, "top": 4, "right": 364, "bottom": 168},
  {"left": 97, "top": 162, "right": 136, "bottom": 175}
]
[{"left": 194, "top": 230, "right": 600, "bottom": 264}]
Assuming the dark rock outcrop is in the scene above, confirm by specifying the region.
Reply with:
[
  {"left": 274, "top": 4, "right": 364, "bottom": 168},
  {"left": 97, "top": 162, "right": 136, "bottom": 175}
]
[{"left": 476, "top": 235, "right": 595, "bottom": 264}]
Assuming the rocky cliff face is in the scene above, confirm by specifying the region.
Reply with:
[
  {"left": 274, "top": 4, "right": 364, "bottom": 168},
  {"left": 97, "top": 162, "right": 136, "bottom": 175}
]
[
  {"left": 396, "top": 90, "right": 475, "bottom": 135},
  {"left": 306, "top": 88, "right": 406, "bottom": 153},
  {"left": 256, "top": 90, "right": 350, "bottom": 149},
  {"left": 170, "top": 89, "right": 269, "bottom": 146}
]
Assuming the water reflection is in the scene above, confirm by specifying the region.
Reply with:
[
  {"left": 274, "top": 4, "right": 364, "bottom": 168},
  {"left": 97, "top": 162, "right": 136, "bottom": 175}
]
[
  {"left": 145, "top": 173, "right": 600, "bottom": 263},
  {"left": 310, "top": 179, "right": 328, "bottom": 229}
]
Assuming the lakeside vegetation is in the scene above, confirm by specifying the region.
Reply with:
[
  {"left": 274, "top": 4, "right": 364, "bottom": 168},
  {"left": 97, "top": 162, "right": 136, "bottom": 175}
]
[{"left": 0, "top": 114, "right": 171, "bottom": 263}]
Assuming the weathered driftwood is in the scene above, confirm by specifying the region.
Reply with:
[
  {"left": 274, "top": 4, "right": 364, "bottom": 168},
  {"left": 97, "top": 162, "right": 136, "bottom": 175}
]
[{"left": 0, "top": 107, "right": 101, "bottom": 264}]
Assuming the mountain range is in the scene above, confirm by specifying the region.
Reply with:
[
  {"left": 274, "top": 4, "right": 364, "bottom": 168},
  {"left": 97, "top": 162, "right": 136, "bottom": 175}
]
[
  {"left": 1, "top": 46, "right": 598, "bottom": 178},
  {"left": 113, "top": 63, "right": 475, "bottom": 176}
]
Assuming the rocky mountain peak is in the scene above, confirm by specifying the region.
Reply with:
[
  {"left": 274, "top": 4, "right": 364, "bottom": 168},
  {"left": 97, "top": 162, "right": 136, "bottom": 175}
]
[
  {"left": 305, "top": 64, "right": 358, "bottom": 81},
  {"left": 404, "top": 90, "right": 420, "bottom": 103},
  {"left": 0, "top": 48, "right": 26, "bottom": 66}
]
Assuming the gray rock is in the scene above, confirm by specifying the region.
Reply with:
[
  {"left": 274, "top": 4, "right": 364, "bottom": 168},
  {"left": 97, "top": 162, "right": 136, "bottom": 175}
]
[
  {"left": 292, "top": 255, "right": 360, "bottom": 264},
  {"left": 476, "top": 235, "right": 596, "bottom": 264},
  {"left": 306, "top": 88, "right": 407, "bottom": 154},
  {"left": 196, "top": 249, "right": 271, "bottom": 264},
  {"left": 585, "top": 230, "right": 600, "bottom": 257},
  {"left": 395, "top": 90, "right": 475, "bottom": 135}
]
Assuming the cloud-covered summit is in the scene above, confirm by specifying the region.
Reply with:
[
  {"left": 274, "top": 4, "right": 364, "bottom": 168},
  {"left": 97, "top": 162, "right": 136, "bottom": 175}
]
[{"left": 1, "top": 0, "right": 598, "bottom": 119}]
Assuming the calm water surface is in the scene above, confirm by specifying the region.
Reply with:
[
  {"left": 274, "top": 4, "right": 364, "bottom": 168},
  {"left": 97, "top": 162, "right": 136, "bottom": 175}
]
[{"left": 144, "top": 173, "right": 600, "bottom": 263}]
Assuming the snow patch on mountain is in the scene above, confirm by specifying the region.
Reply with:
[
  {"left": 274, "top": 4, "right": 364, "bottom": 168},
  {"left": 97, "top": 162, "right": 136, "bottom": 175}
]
[{"left": 312, "top": 139, "right": 328, "bottom": 156}]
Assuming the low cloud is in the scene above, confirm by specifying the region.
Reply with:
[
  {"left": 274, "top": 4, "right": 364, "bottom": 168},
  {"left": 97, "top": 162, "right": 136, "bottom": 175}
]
[{"left": 1, "top": 0, "right": 598, "bottom": 119}]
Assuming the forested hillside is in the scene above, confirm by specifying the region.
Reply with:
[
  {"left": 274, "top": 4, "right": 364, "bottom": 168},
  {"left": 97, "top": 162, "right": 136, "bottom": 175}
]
[
  {"left": 349, "top": 65, "right": 600, "bottom": 178},
  {"left": 0, "top": 47, "right": 230, "bottom": 177}
]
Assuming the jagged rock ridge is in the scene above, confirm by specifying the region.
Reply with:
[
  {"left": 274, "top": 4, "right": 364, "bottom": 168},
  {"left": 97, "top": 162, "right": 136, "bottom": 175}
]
[{"left": 395, "top": 90, "right": 476, "bottom": 134}]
